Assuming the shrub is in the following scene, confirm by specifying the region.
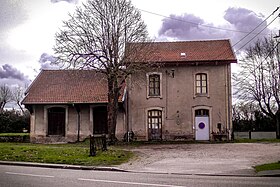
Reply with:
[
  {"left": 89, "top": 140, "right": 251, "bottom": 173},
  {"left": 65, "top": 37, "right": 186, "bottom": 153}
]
[{"left": 0, "top": 110, "right": 30, "bottom": 133}]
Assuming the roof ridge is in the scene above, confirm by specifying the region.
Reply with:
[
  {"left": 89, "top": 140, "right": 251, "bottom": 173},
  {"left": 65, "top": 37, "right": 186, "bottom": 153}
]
[
  {"left": 132, "top": 39, "right": 230, "bottom": 44},
  {"left": 41, "top": 69, "right": 96, "bottom": 72}
]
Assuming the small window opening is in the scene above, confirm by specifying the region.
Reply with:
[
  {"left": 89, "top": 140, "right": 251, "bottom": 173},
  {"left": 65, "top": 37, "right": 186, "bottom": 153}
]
[{"left": 180, "top": 52, "right": 186, "bottom": 58}]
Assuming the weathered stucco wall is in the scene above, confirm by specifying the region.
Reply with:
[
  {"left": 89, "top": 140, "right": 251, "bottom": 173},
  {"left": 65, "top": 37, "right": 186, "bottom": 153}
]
[
  {"left": 29, "top": 104, "right": 125, "bottom": 143},
  {"left": 128, "top": 64, "right": 231, "bottom": 141}
]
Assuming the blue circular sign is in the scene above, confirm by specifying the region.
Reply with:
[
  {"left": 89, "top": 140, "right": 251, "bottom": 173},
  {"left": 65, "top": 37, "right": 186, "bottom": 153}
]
[{"left": 198, "top": 122, "right": 205, "bottom": 129}]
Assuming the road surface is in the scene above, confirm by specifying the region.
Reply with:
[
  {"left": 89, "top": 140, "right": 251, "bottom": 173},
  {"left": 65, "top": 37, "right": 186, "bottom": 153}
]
[{"left": 0, "top": 165, "right": 279, "bottom": 187}]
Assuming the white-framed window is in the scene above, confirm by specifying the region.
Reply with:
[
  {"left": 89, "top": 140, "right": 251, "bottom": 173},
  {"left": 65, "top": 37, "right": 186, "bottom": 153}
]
[
  {"left": 146, "top": 72, "right": 162, "bottom": 98},
  {"left": 195, "top": 73, "right": 208, "bottom": 95},
  {"left": 148, "top": 109, "right": 162, "bottom": 130},
  {"left": 149, "top": 74, "right": 160, "bottom": 96}
]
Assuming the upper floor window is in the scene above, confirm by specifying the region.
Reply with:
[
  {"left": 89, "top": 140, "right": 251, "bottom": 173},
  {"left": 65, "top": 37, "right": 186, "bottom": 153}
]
[
  {"left": 195, "top": 73, "right": 207, "bottom": 94},
  {"left": 148, "top": 74, "right": 160, "bottom": 96}
]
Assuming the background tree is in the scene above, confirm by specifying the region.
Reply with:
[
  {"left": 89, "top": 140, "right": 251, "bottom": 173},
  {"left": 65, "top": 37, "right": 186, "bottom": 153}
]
[
  {"left": 0, "top": 109, "right": 30, "bottom": 133},
  {"left": 12, "top": 86, "right": 25, "bottom": 114},
  {"left": 232, "top": 102, "right": 256, "bottom": 132},
  {"left": 234, "top": 36, "right": 280, "bottom": 138},
  {"left": 53, "top": 0, "right": 150, "bottom": 143},
  {"left": 0, "top": 85, "right": 12, "bottom": 113},
  {"left": 232, "top": 102, "right": 274, "bottom": 132}
]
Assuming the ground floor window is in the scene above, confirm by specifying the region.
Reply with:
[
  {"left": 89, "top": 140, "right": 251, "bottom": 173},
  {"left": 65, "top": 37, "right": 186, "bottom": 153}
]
[
  {"left": 47, "top": 107, "right": 65, "bottom": 136},
  {"left": 148, "top": 109, "right": 162, "bottom": 140}
]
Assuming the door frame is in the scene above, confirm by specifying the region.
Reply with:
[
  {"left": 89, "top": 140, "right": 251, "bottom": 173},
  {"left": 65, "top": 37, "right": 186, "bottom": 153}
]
[
  {"left": 195, "top": 116, "right": 209, "bottom": 140},
  {"left": 145, "top": 107, "right": 164, "bottom": 141},
  {"left": 192, "top": 106, "right": 212, "bottom": 140},
  {"left": 44, "top": 105, "right": 68, "bottom": 137}
]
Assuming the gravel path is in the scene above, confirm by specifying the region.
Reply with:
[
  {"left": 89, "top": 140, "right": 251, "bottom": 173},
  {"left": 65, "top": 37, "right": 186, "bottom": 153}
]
[{"left": 119, "top": 143, "right": 280, "bottom": 175}]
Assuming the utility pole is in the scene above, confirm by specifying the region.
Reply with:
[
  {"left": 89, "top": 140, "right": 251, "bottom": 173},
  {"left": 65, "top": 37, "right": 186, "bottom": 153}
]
[{"left": 274, "top": 30, "right": 280, "bottom": 139}]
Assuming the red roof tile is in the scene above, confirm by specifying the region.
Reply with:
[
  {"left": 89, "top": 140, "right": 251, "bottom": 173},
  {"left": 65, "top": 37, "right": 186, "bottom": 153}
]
[
  {"left": 126, "top": 39, "right": 237, "bottom": 64},
  {"left": 22, "top": 70, "right": 124, "bottom": 104}
]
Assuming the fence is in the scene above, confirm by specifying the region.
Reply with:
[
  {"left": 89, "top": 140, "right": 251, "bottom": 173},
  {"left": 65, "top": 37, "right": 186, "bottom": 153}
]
[
  {"left": 234, "top": 131, "right": 276, "bottom": 139},
  {"left": 0, "top": 135, "right": 30, "bottom": 143}
]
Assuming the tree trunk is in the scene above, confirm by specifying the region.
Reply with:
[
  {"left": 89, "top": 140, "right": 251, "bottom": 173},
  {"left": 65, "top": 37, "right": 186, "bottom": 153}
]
[
  {"left": 107, "top": 75, "right": 120, "bottom": 144},
  {"left": 276, "top": 110, "right": 280, "bottom": 139},
  {"left": 0, "top": 101, "right": 6, "bottom": 113},
  {"left": 17, "top": 101, "right": 25, "bottom": 115}
]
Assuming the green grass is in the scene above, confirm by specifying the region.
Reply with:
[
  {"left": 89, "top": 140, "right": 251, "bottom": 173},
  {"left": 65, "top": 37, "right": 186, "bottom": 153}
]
[
  {"left": 0, "top": 142, "right": 133, "bottom": 166},
  {"left": 0, "top": 133, "right": 29, "bottom": 137},
  {"left": 254, "top": 161, "right": 280, "bottom": 172},
  {"left": 233, "top": 138, "right": 280, "bottom": 143}
]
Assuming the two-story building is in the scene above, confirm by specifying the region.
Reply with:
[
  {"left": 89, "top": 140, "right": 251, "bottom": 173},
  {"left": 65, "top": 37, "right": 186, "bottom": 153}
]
[
  {"left": 22, "top": 39, "right": 236, "bottom": 143},
  {"left": 126, "top": 39, "right": 237, "bottom": 141}
]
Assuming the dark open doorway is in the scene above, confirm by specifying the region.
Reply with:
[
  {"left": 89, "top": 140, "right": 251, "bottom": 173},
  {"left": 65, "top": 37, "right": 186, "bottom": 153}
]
[
  {"left": 47, "top": 107, "right": 65, "bottom": 136},
  {"left": 93, "top": 106, "right": 108, "bottom": 134}
]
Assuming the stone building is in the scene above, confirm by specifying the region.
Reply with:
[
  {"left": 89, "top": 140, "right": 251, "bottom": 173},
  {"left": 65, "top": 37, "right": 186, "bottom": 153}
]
[
  {"left": 22, "top": 39, "right": 237, "bottom": 143},
  {"left": 127, "top": 40, "right": 237, "bottom": 141}
]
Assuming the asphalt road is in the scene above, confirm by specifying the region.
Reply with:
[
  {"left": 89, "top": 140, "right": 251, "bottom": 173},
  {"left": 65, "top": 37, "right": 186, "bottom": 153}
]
[{"left": 0, "top": 165, "right": 280, "bottom": 187}]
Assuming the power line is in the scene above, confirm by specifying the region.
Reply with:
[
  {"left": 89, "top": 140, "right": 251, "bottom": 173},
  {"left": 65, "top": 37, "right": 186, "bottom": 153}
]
[
  {"left": 139, "top": 6, "right": 280, "bottom": 65},
  {"left": 235, "top": 37, "right": 280, "bottom": 86},
  {"left": 139, "top": 8, "right": 271, "bottom": 35},
  {"left": 205, "top": 7, "right": 280, "bottom": 62},
  {"left": 232, "top": 7, "right": 280, "bottom": 48},
  {"left": 235, "top": 13, "right": 280, "bottom": 53}
]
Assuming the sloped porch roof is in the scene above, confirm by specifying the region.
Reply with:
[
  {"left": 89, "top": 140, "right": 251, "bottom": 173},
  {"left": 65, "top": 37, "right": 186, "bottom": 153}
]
[{"left": 22, "top": 70, "right": 125, "bottom": 104}]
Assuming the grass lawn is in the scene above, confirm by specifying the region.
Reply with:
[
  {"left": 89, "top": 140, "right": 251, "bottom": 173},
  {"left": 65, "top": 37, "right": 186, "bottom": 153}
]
[
  {"left": 254, "top": 162, "right": 280, "bottom": 172},
  {"left": 0, "top": 141, "right": 133, "bottom": 166},
  {"left": 0, "top": 133, "right": 29, "bottom": 137}
]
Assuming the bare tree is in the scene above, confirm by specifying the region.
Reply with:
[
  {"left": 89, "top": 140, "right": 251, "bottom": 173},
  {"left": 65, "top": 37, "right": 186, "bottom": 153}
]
[
  {"left": 53, "top": 0, "right": 150, "bottom": 143},
  {"left": 0, "top": 85, "right": 12, "bottom": 113},
  {"left": 12, "top": 86, "right": 25, "bottom": 114},
  {"left": 234, "top": 36, "right": 280, "bottom": 138},
  {"left": 232, "top": 102, "right": 257, "bottom": 122}
]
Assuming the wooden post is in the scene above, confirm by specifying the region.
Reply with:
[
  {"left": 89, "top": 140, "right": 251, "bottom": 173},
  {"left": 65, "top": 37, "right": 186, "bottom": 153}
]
[{"left": 89, "top": 135, "right": 96, "bottom": 156}]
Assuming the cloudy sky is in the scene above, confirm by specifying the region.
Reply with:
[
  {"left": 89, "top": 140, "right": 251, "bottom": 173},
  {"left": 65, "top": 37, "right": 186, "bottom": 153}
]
[{"left": 0, "top": 0, "right": 279, "bottom": 105}]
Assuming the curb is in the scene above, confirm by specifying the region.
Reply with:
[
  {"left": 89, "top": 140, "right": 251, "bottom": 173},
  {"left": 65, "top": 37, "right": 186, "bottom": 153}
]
[
  {"left": 256, "top": 170, "right": 280, "bottom": 177},
  {"left": 122, "top": 169, "right": 258, "bottom": 178},
  {"left": 1, "top": 161, "right": 280, "bottom": 177},
  {"left": 0, "top": 161, "right": 127, "bottom": 172}
]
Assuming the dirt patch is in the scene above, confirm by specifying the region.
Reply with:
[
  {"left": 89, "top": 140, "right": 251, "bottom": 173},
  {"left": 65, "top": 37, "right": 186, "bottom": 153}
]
[{"left": 119, "top": 143, "right": 280, "bottom": 175}]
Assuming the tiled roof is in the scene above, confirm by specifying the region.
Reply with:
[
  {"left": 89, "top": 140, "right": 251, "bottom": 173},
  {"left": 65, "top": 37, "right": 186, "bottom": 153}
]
[
  {"left": 126, "top": 39, "right": 237, "bottom": 64},
  {"left": 22, "top": 70, "right": 124, "bottom": 104}
]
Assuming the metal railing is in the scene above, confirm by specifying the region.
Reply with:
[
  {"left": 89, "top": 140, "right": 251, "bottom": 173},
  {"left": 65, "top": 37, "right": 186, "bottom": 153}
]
[{"left": 89, "top": 134, "right": 107, "bottom": 156}]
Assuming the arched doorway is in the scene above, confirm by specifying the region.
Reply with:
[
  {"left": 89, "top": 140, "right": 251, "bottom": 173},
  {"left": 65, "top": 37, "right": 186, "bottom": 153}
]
[
  {"left": 148, "top": 109, "right": 162, "bottom": 140},
  {"left": 195, "top": 109, "right": 209, "bottom": 140}
]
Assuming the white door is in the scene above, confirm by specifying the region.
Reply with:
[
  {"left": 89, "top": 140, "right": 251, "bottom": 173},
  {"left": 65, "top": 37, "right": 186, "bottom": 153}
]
[{"left": 195, "top": 116, "right": 209, "bottom": 140}]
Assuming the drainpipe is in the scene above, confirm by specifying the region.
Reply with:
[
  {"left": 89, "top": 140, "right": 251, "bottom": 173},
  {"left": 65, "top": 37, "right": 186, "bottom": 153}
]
[
  {"left": 126, "top": 88, "right": 129, "bottom": 142},
  {"left": 227, "top": 64, "right": 232, "bottom": 141},
  {"left": 74, "top": 104, "right": 81, "bottom": 142},
  {"left": 126, "top": 76, "right": 131, "bottom": 142},
  {"left": 165, "top": 70, "right": 169, "bottom": 119}
]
